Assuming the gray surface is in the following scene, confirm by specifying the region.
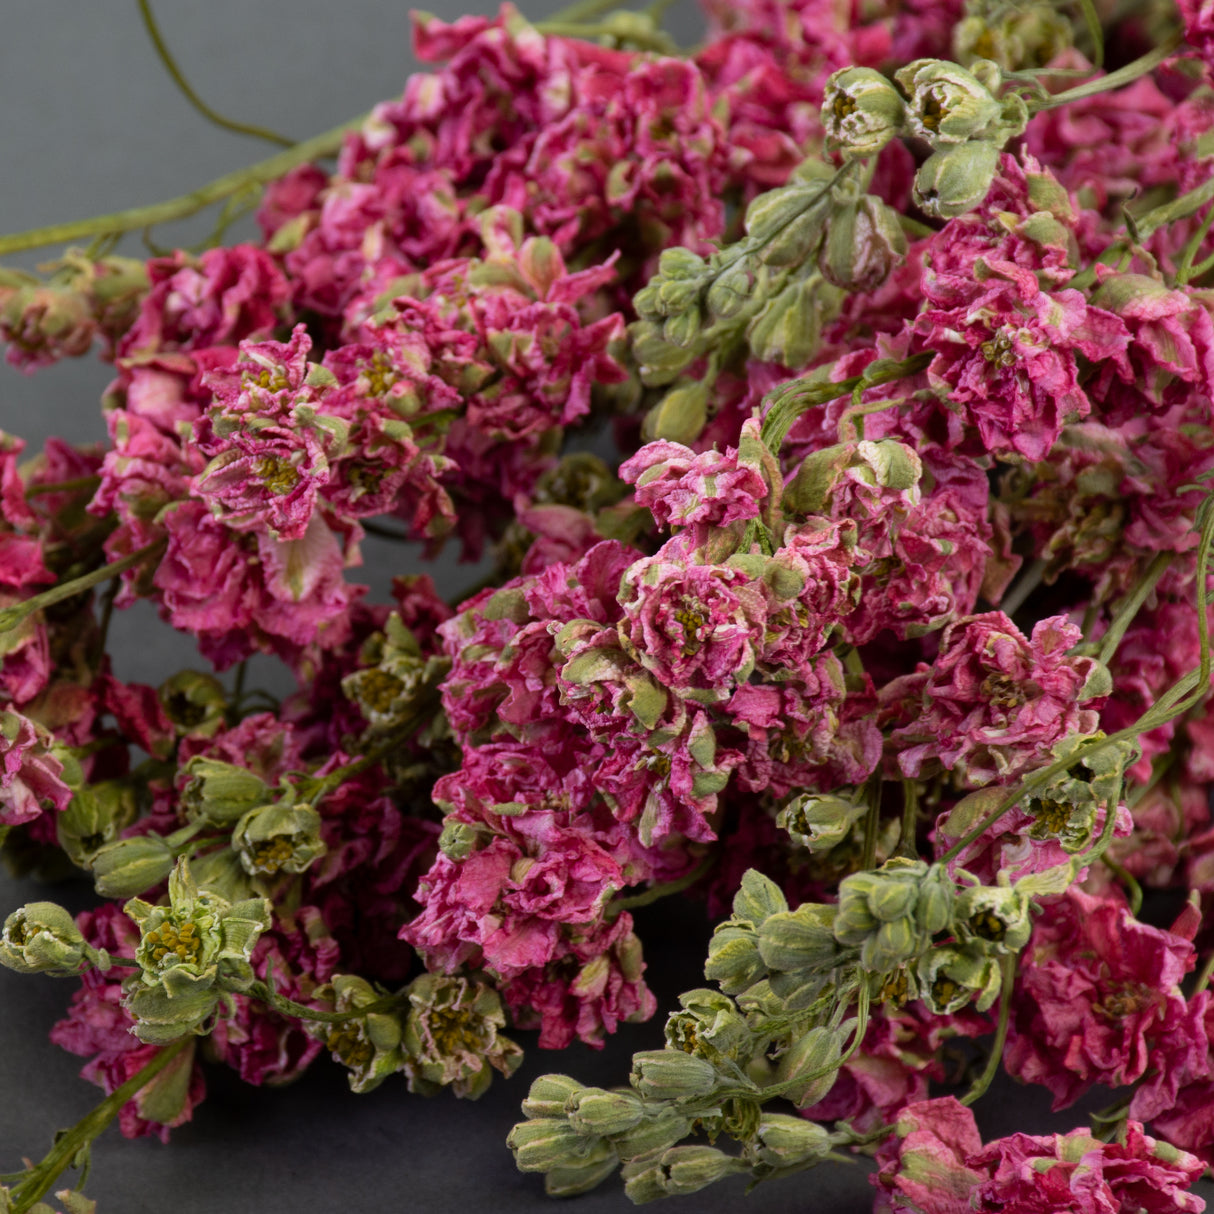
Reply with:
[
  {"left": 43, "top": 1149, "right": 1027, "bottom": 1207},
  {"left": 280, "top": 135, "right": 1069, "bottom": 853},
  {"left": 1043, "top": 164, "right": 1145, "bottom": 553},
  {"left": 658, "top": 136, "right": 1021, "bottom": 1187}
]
[{"left": 0, "top": 5, "right": 1209, "bottom": 1213}]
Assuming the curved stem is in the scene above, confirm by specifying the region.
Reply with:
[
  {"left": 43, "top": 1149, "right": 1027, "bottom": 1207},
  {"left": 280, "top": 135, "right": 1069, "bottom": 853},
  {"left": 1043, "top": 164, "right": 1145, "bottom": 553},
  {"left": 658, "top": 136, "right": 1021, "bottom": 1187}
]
[
  {"left": 0, "top": 118, "right": 360, "bottom": 257},
  {"left": 999, "top": 558, "right": 1047, "bottom": 619},
  {"left": 1096, "top": 551, "right": 1172, "bottom": 666},
  {"left": 1030, "top": 31, "right": 1182, "bottom": 113},
  {"left": 960, "top": 954, "right": 1016, "bottom": 1107},
  {"left": 9, "top": 1038, "right": 190, "bottom": 1212},
  {"left": 246, "top": 980, "right": 404, "bottom": 1025},
  {"left": 0, "top": 539, "right": 166, "bottom": 635},
  {"left": 606, "top": 851, "right": 718, "bottom": 919},
  {"left": 137, "top": 0, "right": 293, "bottom": 148}
]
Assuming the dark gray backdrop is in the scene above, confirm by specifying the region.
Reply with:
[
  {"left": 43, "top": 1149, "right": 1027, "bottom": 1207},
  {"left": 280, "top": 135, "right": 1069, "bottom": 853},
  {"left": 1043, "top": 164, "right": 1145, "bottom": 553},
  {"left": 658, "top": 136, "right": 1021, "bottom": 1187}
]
[{"left": 0, "top": 6, "right": 1203, "bottom": 1212}]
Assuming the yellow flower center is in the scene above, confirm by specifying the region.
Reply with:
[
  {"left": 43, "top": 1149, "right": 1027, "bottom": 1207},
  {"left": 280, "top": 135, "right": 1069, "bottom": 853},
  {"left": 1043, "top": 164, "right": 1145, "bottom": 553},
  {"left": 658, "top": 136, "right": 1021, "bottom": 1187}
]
[
  {"left": 144, "top": 919, "right": 203, "bottom": 965},
  {"left": 249, "top": 836, "right": 297, "bottom": 875},
  {"left": 255, "top": 455, "right": 301, "bottom": 496}
]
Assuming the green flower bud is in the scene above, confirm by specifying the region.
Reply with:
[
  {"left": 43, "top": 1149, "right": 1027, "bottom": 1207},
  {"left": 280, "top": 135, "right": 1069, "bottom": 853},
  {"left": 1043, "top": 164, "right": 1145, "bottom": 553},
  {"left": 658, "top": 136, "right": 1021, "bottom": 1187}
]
[
  {"left": 187, "top": 845, "right": 256, "bottom": 903},
  {"left": 125, "top": 858, "right": 271, "bottom": 1033},
  {"left": 522, "top": 1074, "right": 585, "bottom": 1119},
  {"left": 895, "top": 58, "right": 1002, "bottom": 146},
  {"left": 705, "top": 261, "right": 756, "bottom": 319},
  {"left": 819, "top": 194, "right": 907, "bottom": 292},
  {"left": 122, "top": 981, "right": 221, "bottom": 1044},
  {"left": 913, "top": 140, "right": 1001, "bottom": 219},
  {"left": 757, "top": 203, "right": 832, "bottom": 270},
  {"left": 180, "top": 757, "right": 271, "bottom": 825},
  {"left": 777, "top": 792, "right": 867, "bottom": 852},
  {"left": 757, "top": 905, "right": 839, "bottom": 975},
  {"left": 704, "top": 922, "right": 768, "bottom": 996},
  {"left": 543, "top": 1157, "right": 621, "bottom": 1198},
  {"left": 745, "top": 276, "right": 827, "bottom": 370},
  {"left": 658, "top": 247, "right": 708, "bottom": 281},
  {"left": 641, "top": 379, "right": 710, "bottom": 446},
  {"left": 822, "top": 67, "right": 906, "bottom": 157},
  {"left": 630, "top": 323, "right": 699, "bottom": 387},
  {"left": 774, "top": 1025, "right": 845, "bottom": 1107},
  {"left": 665, "top": 988, "right": 750, "bottom": 1065},
  {"left": 630, "top": 1049, "right": 720, "bottom": 1101},
  {"left": 158, "top": 670, "right": 227, "bottom": 738},
  {"left": 57, "top": 780, "right": 139, "bottom": 867},
  {"left": 318, "top": 973, "right": 407, "bottom": 1094},
  {"left": 401, "top": 973, "right": 522, "bottom": 1099},
  {"left": 611, "top": 1109, "right": 694, "bottom": 1159},
  {"left": 751, "top": 1113, "right": 833, "bottom": 1168},
  {"left": 90, "top": 833, "right": 176, "bottom": 898},
  {"left": 916, "top": 942, "right": 1002, "bottom": 1014},
  {"left": 0, "top": 902, "right": 106, "bottom": 976},
  {"left": 622, "top": 1146, "right": 742, "bottom": 1202},
  {"left": 508, "top": 1119, "right": 616, "bottom": 1173},
  {"left": 866, "top": 917, "right": 919, "bottom": 973},
  {"left": 914, "top": 865, "right": 956, "bottom": 936},
  {"left": 565, "top": 1088, "right": 645, "bottom": 1137},
  {"left": 661, "top": 307, "right": 702, "bottom": 348},
  {"left": 231, "top": 802, "right": 326, "bottom": 878},
  {"left": 438, "top": 817, "right": 482, "bottom": 862},
  {"left": 733, "top": 869, "right": 789, "bottom": 925}
]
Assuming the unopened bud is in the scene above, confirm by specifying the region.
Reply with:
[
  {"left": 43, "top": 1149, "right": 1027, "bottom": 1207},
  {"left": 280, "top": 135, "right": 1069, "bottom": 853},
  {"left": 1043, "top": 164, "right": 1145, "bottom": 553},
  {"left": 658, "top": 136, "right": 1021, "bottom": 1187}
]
[
  {"left": 522, "top": 1073, "right": 585, "bottom": 1119},
  {"left": 630, "top": 1049, "right": 719, "bottom": 1101},
  {"left": 181, "top": 757, "right": 271, "bottom": 825},
  {"left": 565, "top": 1088, "right": 645, "bottom": 1137},
  {"left": 91, "top": 833, "right": 176, "bottom": 898},
  {"left": 913, "top": 140, "right": 1001, "bottom": 219},
  {"left": 752, "top": 1114, "right": 833, "bottom": 1168},
  {"left": 0, "top": 902, "right": 103, "bottom": 976},
  {"left": 623, "top": 1146, "right": 742, "bottom": 1202},
  {"left": 641, "top": 380, "right": 709, "bottom": 446},
  {"left": 775, "top": 1025, "right": 845, "bottom": 1107},
  {"left": 706, "top": 262, "right": 756, "bottom": 319},
  {"left": 777, "top": 793, "right": 866, "bottom": 852},
  {"left": 819, "top": 195, "right": 906, "bottom": 292}
]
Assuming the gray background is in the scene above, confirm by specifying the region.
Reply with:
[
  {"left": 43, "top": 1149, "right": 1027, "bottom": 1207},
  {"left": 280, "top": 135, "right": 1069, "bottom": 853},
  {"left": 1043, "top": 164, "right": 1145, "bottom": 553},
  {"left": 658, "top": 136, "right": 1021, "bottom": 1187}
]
[{"left": 0, "top": 6, "right": 1204, "bottom": 1212}]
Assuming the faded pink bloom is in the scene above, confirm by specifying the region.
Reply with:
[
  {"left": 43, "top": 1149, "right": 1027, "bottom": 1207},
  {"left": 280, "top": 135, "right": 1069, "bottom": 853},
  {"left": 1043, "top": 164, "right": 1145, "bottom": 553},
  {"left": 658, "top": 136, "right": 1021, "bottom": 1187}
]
[
  {"left": 1005, "top": 889, "right": 1197, "bottom": 1109},
  {"left": 873, "top": 1096, "right": 984, "bottom": 1214},
  {"left": 119, "top": 245, "right": 288, "bottom": 357},
  {"left": 619, "top": 420, "right": 769, "bottom": 531},
  {"left": 0, "top": 709, "right": 73, "bottom": 825},
  {"left": 890, "top": 612, "right": 1103, "bottom": 786},
  {"left": 619, "top": 541, "right": 767, "bottom": 693}
]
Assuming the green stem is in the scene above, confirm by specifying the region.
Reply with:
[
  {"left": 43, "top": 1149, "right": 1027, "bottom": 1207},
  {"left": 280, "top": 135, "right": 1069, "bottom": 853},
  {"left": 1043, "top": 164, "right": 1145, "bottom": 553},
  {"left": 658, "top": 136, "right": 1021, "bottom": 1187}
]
[
  {"left": 1031, "top": 31, "right": 1183, "bottom": 113},
  {"left": 9, "top": 1038, "right": 190, "bottom": 1212},
  {"left": 0, "top": 119, "right": 360, "bottom": 258},
  {"left": 999, "top": 557, "right": 1047, "bottom": 618},
  {"left": 1175, "top": 200, "right": 1214, "bottom": 286},
  {"left": 1132, "top": 167, "right": 1214, "bottom": 242},
  {"left": 896, "top": 779, "right": 918, "bottom": 860},
  {"left": 24, "top": 475, "right": 102, "bottom": 500},
  {"left": 1194, "top": 951, "right": 1214, "bottom": 994},
  {"left": 760, "top": 353, "right": 933, "bottom": 453},
  {"left": 960, "top": 953, "right": 1016, "bottom": 1107},
  {"left": 0, "top": 539, "right": 166, "bottom": 636},
  {"left": 860, "top": 782, "right": 881, "bottom": 871},
  {"left": 607, "top": 851, "right": 718, "bottom": 919},
  {"left": 1096, "top": 551, "right": 1173, "bottom": 666},
  {"left": 1102, "top": 855, "right": 1143, "bottom": 917},
  {"left": 533, "top": 19, "right": 678, "bottom": 53},
  {"left": 137, "top": 0, "right": 293, "bottom": 148},
  {"left": 246, "top": 980, "right": 404, "bottom": 1025}
]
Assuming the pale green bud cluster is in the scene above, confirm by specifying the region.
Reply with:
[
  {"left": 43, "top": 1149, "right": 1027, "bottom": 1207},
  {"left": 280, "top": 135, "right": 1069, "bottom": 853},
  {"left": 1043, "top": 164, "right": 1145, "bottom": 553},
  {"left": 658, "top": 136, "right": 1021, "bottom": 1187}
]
[
  {"left": 630, "top": 158, "right": 907, "bottom": 445},
  {"left": 833, "top": 858, "right": 955, "bottom": 972},
  {"left": 181, "top": 757, "right": 272, "bottom": 825},
  {"left": 953, "top": 0, "right": 1074, "bottom": 72}
]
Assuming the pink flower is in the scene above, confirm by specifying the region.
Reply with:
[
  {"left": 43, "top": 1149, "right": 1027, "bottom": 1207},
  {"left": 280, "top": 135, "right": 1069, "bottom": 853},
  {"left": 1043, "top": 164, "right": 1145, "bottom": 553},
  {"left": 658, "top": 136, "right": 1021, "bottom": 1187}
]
[
  {"left": 619, "top": 419, "right": 769, "bottom": 531},
  {"left": 619, "top": 542, "right": 767, "bottom": 693},
  {"left": 119, "top": 245, "right": 287, "bottom": 357},
  {"left": 890, "top": 612, "right": 1103, "bottom": 786},
  {"left": 0, "top": 709, "right": 73, "bottom": 826},
  {"left": 876, "top": 1099, "right": 1208, "bottom": 1214},
  {"left": 1004, "top": 889, "right": 1197, "bottom": 1109}
]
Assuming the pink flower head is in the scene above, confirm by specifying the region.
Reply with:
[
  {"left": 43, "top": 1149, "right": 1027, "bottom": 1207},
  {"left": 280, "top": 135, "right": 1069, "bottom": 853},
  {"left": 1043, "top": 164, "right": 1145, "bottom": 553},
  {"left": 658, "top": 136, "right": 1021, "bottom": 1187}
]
[
  {"left": 0, "top": 708, "right": 73, "bottom": 826},
  {"left": 619, "top": 418, "right": 770, "bottom": 531},
  {"left": 619, "top": 541, "right": 767, "bottom": 694},
  {"left": 873, "top": 1096, "right": 985, "bottom": 1214},
  {"left": 119, "top": 245, "right": 287, "bottom": 358},
  {"left": 1005, "top": 888, "right": 1197, "bottom": 1109},
  {"left": 891, "top": 612, "right": 1103, "bottom": 786}
]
